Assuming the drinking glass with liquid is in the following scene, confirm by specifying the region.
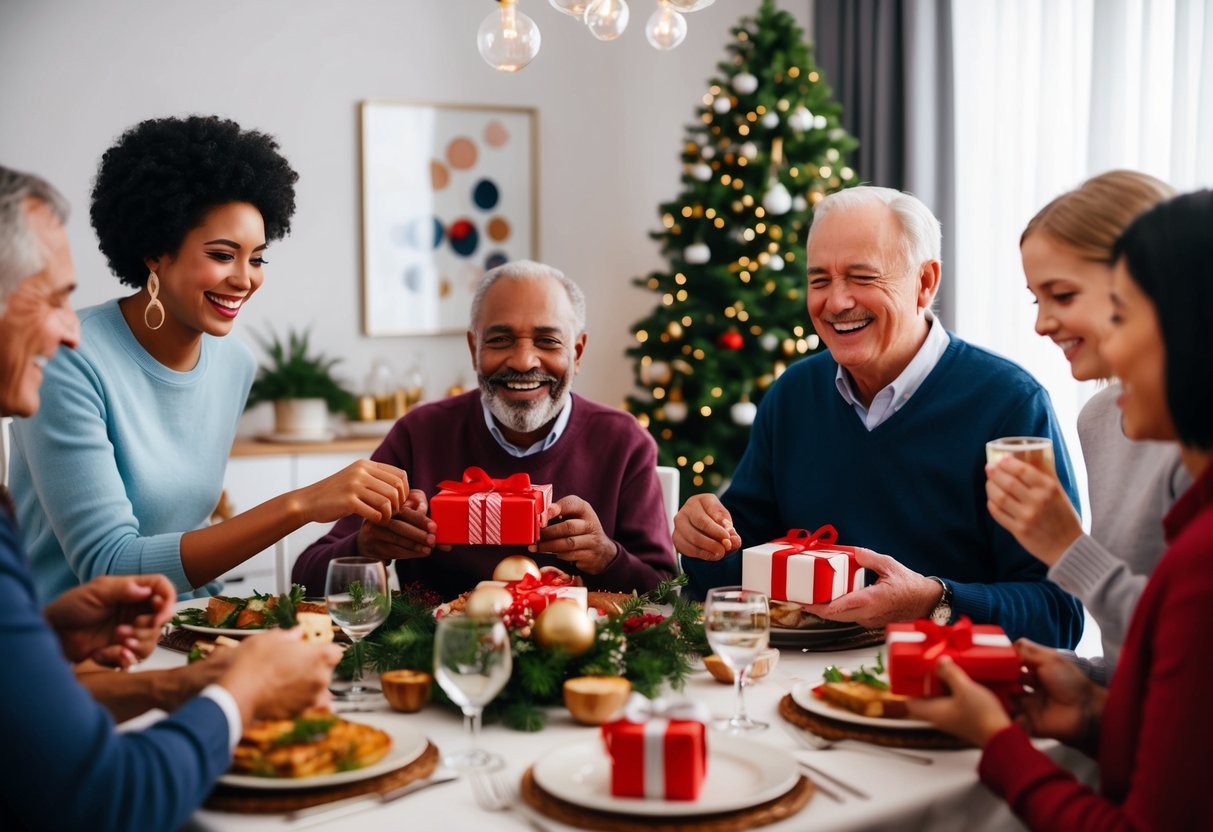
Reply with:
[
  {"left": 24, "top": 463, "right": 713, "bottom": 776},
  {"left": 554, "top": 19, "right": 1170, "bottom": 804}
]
[{"left": 704, "top": 586, "right": 770, "bottom": 733}]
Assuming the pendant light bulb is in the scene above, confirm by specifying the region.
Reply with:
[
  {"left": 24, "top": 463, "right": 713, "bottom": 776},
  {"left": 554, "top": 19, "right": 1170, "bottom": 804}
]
[
  {"left": 549, "top": 0, "right": 591, "bottom": 16},
  {"left": 478, "top": 0, "right": 541, "bottom": 72},
  {"left": 584, "top": 0, "right": 630, "bottom": 41},
  {"left": 667, "top": 0, "right": 714, "bottom": 10},
  {"left": 645, "top": 2, "right": 687, "bottom": 50}
]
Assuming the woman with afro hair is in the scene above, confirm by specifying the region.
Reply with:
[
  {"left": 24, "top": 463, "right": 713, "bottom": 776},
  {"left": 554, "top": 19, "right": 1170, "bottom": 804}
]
[{"left": 9, "top": 115, "right": 410, "bottom": 602}]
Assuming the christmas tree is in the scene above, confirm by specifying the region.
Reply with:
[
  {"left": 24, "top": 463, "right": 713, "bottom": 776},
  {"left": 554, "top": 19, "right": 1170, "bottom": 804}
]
[{"left": 626, "top": 0, "right": 859, "bottom": 498}]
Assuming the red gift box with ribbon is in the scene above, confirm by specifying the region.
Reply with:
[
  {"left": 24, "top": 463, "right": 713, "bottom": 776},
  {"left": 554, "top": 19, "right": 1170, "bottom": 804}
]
[
  {"left": 740, "top": 526, "right": 867, "bottom": 604},
  {"left": 886, "top": 617, "right": 1023, "bottom": 698},
  {"left": 431, "top": 467, "right": 553, "bottom": 545},
  {"left": 601, "top": 695, "right": 709, "bottom": 801}
]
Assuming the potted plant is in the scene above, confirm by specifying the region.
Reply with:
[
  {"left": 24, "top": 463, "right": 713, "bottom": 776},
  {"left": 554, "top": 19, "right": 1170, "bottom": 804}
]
[{"left": 245, "top": 328, "right": 355, "bottom": 438}]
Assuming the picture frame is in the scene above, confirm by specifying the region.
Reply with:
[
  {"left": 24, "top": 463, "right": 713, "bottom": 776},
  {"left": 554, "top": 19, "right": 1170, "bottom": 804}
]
[{"left": 359, "top": 100, "right": 539, "bottom": 336}]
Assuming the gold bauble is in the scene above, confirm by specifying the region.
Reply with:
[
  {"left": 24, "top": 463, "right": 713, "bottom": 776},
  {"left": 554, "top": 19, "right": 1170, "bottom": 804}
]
[
  {"left": 492, "top": 555, "right": 541, "bottom": 583},
  {"left": 465, "top": 585, "right": 513, "bottom": 621},
  {"left": 534, "top": 601, "right": 596, "bottom": 656}
]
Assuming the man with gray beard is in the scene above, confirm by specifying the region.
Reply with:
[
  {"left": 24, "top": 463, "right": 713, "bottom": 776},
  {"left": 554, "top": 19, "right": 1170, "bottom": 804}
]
[{"left": 293, "top": 261, "right": 676, "bottom": 599}]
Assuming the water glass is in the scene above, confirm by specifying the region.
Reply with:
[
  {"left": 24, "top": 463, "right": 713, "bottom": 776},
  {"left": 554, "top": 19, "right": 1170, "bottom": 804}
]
[
  {"left": 434, "top": 614, "right": 512, "bottom": 770},
  {"left": 704, "top": 586, "right": 770, "bottom": 733},
  {"left": 325, "top": 557, "right": 390, "bottom": 708}
]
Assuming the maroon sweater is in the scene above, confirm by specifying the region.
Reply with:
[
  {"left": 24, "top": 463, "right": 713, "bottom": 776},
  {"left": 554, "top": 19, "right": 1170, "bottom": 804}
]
[
  {"left": 293, "top": 392, "right": 676, "bottom": 599},
  {"left": 978, "top": 460, "right": 1213, "bottom": 830}
]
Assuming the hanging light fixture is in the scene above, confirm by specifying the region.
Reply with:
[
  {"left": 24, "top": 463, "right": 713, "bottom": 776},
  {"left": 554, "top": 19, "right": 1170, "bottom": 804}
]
[
  {"left": 478, "top": 0, "right": 542, "bottom": 72},
  {"left": 645, "top": 0, "right": 687, "bottom": 50},
  {"left": 584, "top": 0, "right": 630, "bottom": 41},
  {"left": 548, "top": 0, "right": 592, "bottom": 16}
]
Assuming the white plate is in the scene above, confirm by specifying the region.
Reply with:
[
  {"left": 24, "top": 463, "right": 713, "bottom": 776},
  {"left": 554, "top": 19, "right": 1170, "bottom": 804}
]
[
  {"left": 256, "top": 431, "right": 337, "bottom": 444},
  {"left": 532, "top": 735, "right": 799, "bottom": 817},
  {"left": 173, "top": 597, "right": 282, "bottom": 638},
  {"left": 219, "top": 714, "right": 428, "bottom": 790},
  {"left": 768, "top": 623, "right": 869, "bottom": 649},
  {"left": 790, "top": 680, "right": 933, "bottom": 730}
]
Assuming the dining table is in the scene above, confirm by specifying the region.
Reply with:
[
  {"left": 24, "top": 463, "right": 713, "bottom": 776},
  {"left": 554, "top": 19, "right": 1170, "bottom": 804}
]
[{"left": 125, "top": 629, "right": 1100, "bottom": 832}]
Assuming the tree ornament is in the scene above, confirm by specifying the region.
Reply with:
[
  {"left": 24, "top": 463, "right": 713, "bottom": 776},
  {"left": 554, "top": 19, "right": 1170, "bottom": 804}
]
[
  {"left": 773, "top": 360, "right": 788, "bottom": 378},
  {"left": 684, "top": 242, "right": 711, "bottom": 264},
  {"left": 466, "top": 585, "right": 514, "bottom": 621},
  {"left": 664, "top": 400, "right": 688, "bottom": 423},
  {"left": 813, "top": 114, "right": 828, "bottom": 129},
  {"left": 700, "top": 145, "right": 716, "bottom": 160},
  {"left": 534, "top": 600, "right": 596, "bottom": 655},
  {"left": 648, "top": 360, "right": 673, "bottom": 385},
  {"left": 690, "top": 163, "right": 713, "bottom": 181},
  {"left": 732, "top": 72, "right": 759, "bottom": 95},
  {"left": 730, "top": 400, "right": 758, "bottom": 425},
  {"left": 766, "top": 255, "right": 784, "bottom": 271},
  {"left": 763, "top": 182, "right": 793, "bottom": 215},
  {"left": 788, "top": 106, "right": 813, "bottom": 132},
  {"left": 756, "top": 373, "right": 775, "bottom": 389},
  {"left": 792, "top": 195, "right": 808, "bottom": 212},
  {"left": 492, "top": 555, "right": 541, "bottom": 582},
  {"left": 717, "top": 331, "right": 744, "bottom": 350},
  {"left": 781, "top": 338, "right": 797, "bottom": 356},
  {"left": 761, "top": 111, "right": 780, "bottom": 129},
  {"left": 667, "top": 321, "right": 683, "bottom": 338},
  {"left": 759, "top": 332, "right": 780, "bottom": 352},
  {"left": 739, "top": 141, "right": 759, "bottom": 160},
  {"left": 712, "top": 96, "right": 731, "bottom": 114}
]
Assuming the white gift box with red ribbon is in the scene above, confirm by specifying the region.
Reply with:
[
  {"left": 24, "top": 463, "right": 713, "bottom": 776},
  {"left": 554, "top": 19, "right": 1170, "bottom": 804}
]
[{"left": 741, "top": 526, "right": 866, "bottom": 605}]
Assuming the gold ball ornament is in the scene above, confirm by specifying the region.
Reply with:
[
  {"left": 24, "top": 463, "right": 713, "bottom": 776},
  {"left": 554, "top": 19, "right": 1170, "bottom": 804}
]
[
  {"left": 465, "top": 585, "right": 513, "bottom": 621},
  {"left": 534, "top": 601, "right": 596, "bottom": 655},
  {"left": 492, "top": 555, "right": 541, "bottom": 583}
]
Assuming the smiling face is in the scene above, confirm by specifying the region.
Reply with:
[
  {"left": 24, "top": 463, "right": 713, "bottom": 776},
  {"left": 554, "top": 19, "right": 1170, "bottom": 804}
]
[
  {"left": 145, "top": 201, "right": 267, "bottom": 338},
  {"left": 1021, "top": 231, "right": 1115, "bottom": 381},
  {"left": 1100, "top": 260, "right": 1172, "bottom": 441},
  {"left": 806, "top": 201, "right": 938, "bottom": 403},
  {"left": 0, "top": 199, "right": 79, "bottom": 417},
  {"left": 467, "top": 274, "right": 586, "bottom": 446}
]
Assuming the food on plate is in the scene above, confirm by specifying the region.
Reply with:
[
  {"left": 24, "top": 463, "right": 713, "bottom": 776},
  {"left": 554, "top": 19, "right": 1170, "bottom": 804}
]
[
  {"left": 585, "top": 590, "right": 635, "bottom": 616},
  {"left": 769, "top": 600, "right": 834, "bottom": 630},
  {"left": 813, "top": 652, "right": 910, "bottom": 719},
  {"left": 231, "top": 711, "right": 392, "bottom": 778},
  {"left": 563, "top": 675, "right": 632, "bottom": 725},
  {"left": 296, "top": 612, "right": 336, "bottom": 644},
  {"left": 702, "top": 648, "right": 779, "bottom": 684},
  {"left": 173, "top": 584, "right": 326, "bottom": 631}
]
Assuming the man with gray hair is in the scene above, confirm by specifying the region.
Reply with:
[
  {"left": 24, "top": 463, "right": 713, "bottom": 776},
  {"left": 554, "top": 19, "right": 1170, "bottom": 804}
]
[
  {"left": 675, "top": 186, "right": 1084, "bottom": 647},
  {"left": 294, "top": 259, "right": 676, "bottom": 598}
]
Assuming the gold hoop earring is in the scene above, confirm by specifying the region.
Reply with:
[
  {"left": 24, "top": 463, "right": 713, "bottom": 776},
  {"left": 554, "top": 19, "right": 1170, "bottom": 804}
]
[{"left": 144, "top": 270, "right": 165, "bottom": 331}]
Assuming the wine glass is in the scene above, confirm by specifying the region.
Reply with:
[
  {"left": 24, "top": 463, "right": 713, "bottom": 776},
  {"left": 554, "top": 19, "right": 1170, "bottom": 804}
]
[
  {"left": 704, "top": 586, "right": 770, "bottom": 733},
  {"left": 325, "top": 557, "right": 391, "bottom": 709},
  {"left": 434, "top": 614, "right": 512, "bottom": 771}
]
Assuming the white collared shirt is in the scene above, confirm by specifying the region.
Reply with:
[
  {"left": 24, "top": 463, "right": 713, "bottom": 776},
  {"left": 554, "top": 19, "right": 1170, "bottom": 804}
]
[
  {"left": 834, "top": 311, "right": 949, "bottom": 431},
  {"left": 481, "top": 394, "right": 573, "bottom": 457}
]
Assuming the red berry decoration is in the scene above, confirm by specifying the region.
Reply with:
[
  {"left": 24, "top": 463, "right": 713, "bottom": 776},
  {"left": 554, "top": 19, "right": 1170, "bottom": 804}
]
[{"left": 717, "top": 331, "right": 744, "bottom": 350}]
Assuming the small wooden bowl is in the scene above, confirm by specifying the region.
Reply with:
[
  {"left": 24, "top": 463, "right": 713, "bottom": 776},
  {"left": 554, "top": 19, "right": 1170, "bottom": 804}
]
[
  {"left": 703, "top": 648, "right": 780, "bottom": 684},
  {"left": 380, "top": 669, "right": 432, "bottom": 713},
  {"left": 563, "top": 676, "right": 632, "bottom": 725}
]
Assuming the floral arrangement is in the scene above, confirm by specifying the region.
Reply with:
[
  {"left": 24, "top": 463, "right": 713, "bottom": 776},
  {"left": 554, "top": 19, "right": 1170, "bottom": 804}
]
[{"left": 342, "top": 575, "right": 708, "bottom": 731}]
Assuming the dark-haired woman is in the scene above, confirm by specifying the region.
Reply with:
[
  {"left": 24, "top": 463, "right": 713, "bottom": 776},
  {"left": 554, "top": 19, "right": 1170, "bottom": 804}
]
[
  {"left": 9, "top": 116, "right": 409, "bottom": 602},
  {"left": 908, "top": 190, "right": 1213, "bottom": 830}
]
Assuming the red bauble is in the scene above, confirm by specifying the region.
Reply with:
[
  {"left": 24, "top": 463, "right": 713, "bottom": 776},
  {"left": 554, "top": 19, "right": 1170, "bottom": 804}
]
[{"left": 717, "top": 331, "right": 744, "bottom": 350}]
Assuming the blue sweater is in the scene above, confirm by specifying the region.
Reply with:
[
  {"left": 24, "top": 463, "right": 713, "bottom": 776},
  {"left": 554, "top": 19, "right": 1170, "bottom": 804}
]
[
  {"left": 683, "top": 333, "right": 1085, "bottom": 648},
  {"left": 8, "top": 300, "right": 254, "bottom": 602},
  {"left": 0, "top": 510, "right": 231, "bottom": 831}
]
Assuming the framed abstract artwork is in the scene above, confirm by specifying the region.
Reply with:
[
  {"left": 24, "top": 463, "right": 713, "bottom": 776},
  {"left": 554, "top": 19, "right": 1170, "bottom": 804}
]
[{"left": 359, "top": 100, "right": 538, "bottom": 335}]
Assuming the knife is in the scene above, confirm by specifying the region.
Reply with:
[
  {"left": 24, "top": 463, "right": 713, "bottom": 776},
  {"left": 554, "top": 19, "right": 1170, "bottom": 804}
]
[{"left": 286, "top": 768, "right": 459, "bottom": 824}]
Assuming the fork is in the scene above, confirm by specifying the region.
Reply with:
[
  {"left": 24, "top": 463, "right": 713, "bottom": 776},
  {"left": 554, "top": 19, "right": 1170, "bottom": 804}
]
[
  {"left": 788, "top": 723, "right": 934, "bottom": 765},
  {"left": 470, "top": 770, "right": 552, "bottom": 832}
]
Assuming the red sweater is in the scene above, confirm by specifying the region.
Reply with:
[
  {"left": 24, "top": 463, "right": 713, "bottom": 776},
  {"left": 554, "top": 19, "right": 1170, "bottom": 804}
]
[
  {"left": 978, "top": 461, "right": 1213, "bottom": 830},
  {"left": 292, "top": 392, "right": 676, "bottom": 599}
]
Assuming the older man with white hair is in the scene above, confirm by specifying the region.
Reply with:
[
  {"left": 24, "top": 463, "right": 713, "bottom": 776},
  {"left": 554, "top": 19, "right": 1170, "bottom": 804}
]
[
  {"left": 675, "top": 186, "right": 1084, "bottom": 647},
  {"left": 294, "top": 260, "right": 676, "bottom": 598}
]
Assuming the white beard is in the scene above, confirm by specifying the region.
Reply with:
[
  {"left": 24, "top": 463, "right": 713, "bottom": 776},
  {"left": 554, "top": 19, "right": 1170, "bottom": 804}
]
[{"left": 479, "top": 368, "right": 573, "bottom": 437}]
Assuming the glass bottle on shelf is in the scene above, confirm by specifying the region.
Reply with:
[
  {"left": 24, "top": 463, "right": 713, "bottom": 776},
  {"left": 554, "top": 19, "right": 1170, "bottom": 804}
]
[
  {"left": 366, "top": 360, "right": 395, "bottom": 421},
  {"left": 404, "top": 353, "right": 426, "bottom": 408}
]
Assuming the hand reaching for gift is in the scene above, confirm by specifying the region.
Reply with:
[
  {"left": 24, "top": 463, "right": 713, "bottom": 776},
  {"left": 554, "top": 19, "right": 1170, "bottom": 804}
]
[
  {"left": 672, "top": 494, "right": 743, "bottom": 561},
  {"left": 356, "top": 489, "right": 436, "bottom": 560},
  {"left": 904, "top": 656, "right": 1014, "bottom": 747},
  {"left": 800, "top": 548, "right": 941, "bottom": 629},
  {"left": 529, "top": 497, "right": 618, "bottom": 575},
  {"left": 296, "top": 460, "right": 410, "bottom": 526},
  {"left": 1012, "top": 638, "right": 1106, "bottom": 745}
]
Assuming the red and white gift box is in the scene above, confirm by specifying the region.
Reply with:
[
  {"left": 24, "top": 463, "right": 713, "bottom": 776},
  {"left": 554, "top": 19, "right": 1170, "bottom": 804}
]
[
  {"left": 886, "top": 617, "right": 1023, "bottom": 698},
  {"left": 741, "top": 526, "right": 866, "bottom": 605},
  {"left": 601, "top": 695, "right": 709, "bottom": 801},
  {"left": 430, "top": 467, "right": 553, "bottom": 546}
]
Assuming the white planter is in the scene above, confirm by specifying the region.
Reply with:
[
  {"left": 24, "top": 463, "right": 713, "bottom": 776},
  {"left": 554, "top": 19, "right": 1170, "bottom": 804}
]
[{"left": 273, "top": 398, "right": 329, "bottom": 438}]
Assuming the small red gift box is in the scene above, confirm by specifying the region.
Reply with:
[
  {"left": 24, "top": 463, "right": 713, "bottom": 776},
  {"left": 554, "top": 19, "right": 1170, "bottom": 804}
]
[
  {"left": 431, "top": 467, "right": 552, "bottom": 545},
  {"left": 601, "top": 695, "right": 708, "bottom": 801},
  {"left": 741, "top": 526, "right": 866, "bottom": 604},
  {"left": 476, "top": 572, "right": 588, "bottom": 614},
  {"left": 886, "top": 617, "right": 1023, "bottom": 698}
]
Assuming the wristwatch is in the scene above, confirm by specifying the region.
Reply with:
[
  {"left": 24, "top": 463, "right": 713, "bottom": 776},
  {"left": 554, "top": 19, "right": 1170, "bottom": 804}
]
[{"left": 926, "top": 576, "right": 953, "bottom": 625}]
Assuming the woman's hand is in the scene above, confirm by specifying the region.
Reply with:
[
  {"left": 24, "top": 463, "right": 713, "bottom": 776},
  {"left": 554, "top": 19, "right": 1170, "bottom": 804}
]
[
  {"left": 294, "top": 460, "right": 409, "bottom": 526},
  {"left": 905, "top": 657, "right": 1013, "bottom": 748},
  {"left": 356, "top": 489, "right": 436, "bottom": 560},
  {"left": 985, "top": 457, "right": 1082, "bottom": 565},
  {"left": 1014, "top": 639, "right": 1106, "bottom": 744}
]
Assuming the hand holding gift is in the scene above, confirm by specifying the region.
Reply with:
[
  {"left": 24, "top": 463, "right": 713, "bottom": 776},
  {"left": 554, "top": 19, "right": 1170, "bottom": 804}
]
[
  {"left": 741, "top": 526, "right": 867, "bottom": 606},
  {"left": 530, "top": 496, "right": 618, "bottom": 575},
  {"left": 430, "top": 467, "right": 553, "bottom": 546},
  {"left": 356, "top": 488, "right": 436, "bottom": 560},
  {"left": 601, "top": 694, "right": 709, "bottom": 801},
  {"left": 800, "top": 547, "right": 946, "bottom": 629}
]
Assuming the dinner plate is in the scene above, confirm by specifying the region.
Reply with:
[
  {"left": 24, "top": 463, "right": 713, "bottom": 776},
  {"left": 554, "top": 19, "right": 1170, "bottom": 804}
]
[
  {"left": 790, "top": 680, "right": 933, "bottom": 730},
  {"left": 218, "top": 714, "right": 428, "bottom": 790},
  {"left": 531, "top": 736, "right": 799, "bottom": 816},
  {"left": 172, "top": 598, "right": 275, "bottom": 638},
  {"left": 768, "top": 623, "right": 866, "bottom": 648}
]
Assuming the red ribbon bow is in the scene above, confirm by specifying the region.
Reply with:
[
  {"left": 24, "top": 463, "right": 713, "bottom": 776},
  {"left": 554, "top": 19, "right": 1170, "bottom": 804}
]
[
  {"left": 914, "top": 616, "right": 974, "bottom": 663},
  {"left": 769, "top": 526, "right": 845, "bottom": 601},
  {"left": 437, "top": 466, "right": 534, "bottom": 494}
]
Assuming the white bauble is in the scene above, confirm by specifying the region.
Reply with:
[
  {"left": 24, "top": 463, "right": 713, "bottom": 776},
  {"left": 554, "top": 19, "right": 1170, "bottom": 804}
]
[
  {"left": 739, "top": 141, "right": 759, "bottom": 160},
  {"left": 788, "top": 106, "right": 813, "bottom": 132},
  {"left": 712, "top": 96, "right": 732, "bottom": 114},
  {"left": 813, "top": 114, "right": 828, "bottom": 129},
  {"left": 792, "top": 195, "right": 808, "bottom": 212},
  {"left": 730, "top": 401, "right": 758, "bottom": 425},
  {"left": 763, "top": 182, "right": 793, "bottom": 215},
  {"left": 761, "top": 111, "right": 780, "bottom": 129},
  {"left": 766, "top": 256, "right": 784, "bottom": 272},
  {"left": 664, "top": 401, "right": 688, "bottom": 423},
  {"left": 731, "top": 72, "right": 759, "bottom": 96},
  {"left": 647, "top": 360, "right": 672, "bottom": 385},
  {"left": 683, "top": 243, "right": 711, "bottom": 264},
  {"left": 807, "top": 334, "right": 820, "bottom": 350},
  {"left": 690, "top": 163, "right": 713, "bottom": 181},
  {"left": 701, "top": 145, "right": 716, "bottom": 160},
  {"left": 759, "top": 333, "right": 780, "bottom": 352}
]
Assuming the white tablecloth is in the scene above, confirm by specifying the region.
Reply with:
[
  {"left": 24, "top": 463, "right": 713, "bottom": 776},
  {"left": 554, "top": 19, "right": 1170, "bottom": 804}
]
[{"left": 132, "top": 641, "right": 1095, "bottom": 832}]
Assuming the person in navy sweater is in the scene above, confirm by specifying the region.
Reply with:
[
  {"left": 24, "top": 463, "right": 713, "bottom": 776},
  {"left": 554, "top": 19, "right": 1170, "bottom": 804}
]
[
  {"left": 0, "top": 165, "right": 342, "bottom": 832},
  {"left": 294, "top": 261, "right": 676, "bottom": 599},
  {"left": 674, "top": 186, "right": 1083, "bottom": 647}
]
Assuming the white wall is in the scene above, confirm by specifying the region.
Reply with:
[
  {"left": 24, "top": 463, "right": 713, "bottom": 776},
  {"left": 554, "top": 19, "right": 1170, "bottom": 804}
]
[{"left": 0, "top": 0, "right": 810, "bottom": 435}]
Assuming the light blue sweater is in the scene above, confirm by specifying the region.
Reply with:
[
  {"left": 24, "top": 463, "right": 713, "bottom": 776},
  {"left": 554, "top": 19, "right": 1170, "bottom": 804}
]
[{"left": 9, "top": 300, "right": 254, "bottom": 603}]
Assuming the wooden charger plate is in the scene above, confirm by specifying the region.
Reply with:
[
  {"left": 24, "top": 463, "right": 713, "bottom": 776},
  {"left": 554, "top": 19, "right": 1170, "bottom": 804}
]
[
  {"left": 520, "top": 767, "right": 814, "bottom": 832},
  {"left": 779, "top": 694, "right": 969, "bottom": 750}
]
